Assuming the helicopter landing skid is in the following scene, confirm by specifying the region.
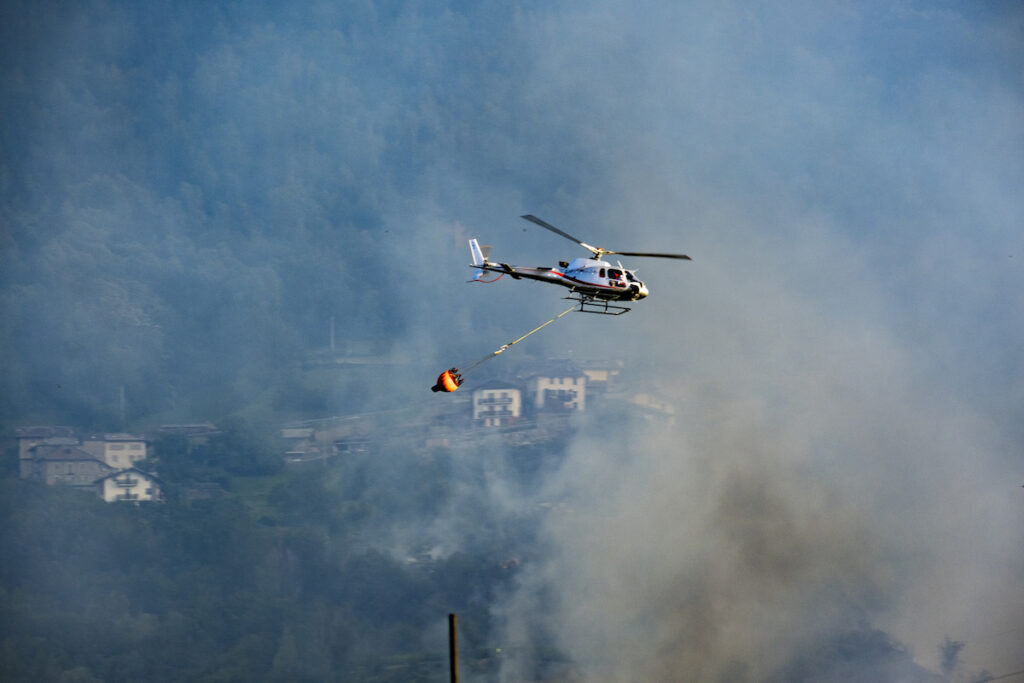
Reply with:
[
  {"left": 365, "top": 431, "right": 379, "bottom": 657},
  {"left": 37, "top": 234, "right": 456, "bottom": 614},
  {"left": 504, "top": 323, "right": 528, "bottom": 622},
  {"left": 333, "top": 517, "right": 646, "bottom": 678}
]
[{"left": 567, "top": 295, "right": 631, "bottom": 316}]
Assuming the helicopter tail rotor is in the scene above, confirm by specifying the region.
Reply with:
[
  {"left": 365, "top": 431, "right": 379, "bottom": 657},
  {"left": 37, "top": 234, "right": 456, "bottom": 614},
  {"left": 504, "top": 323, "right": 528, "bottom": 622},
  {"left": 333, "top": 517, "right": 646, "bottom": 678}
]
[{"left": 469, "top": 238, "right": 489, "bottom": 281}]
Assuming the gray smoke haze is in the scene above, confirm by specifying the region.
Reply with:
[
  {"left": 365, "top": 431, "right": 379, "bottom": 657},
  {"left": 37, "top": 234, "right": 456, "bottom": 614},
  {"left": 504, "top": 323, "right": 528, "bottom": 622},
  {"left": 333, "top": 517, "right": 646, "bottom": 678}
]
[
  {"left": 455, "top": 2, "right": 1024, "bottom": 679},
  {"left": 2, "top": 0, "right": 1023, "bottom": 680},
  {"left": 489, "top": 3, "right": 1023, "bottom": 679}
]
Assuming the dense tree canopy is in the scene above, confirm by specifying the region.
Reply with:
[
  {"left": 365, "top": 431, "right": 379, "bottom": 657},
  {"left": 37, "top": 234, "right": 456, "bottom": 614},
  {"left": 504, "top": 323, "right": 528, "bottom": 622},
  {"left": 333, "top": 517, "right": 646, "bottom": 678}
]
[{"left": 0, "top": 436, "right": 527, "bottom": 682}]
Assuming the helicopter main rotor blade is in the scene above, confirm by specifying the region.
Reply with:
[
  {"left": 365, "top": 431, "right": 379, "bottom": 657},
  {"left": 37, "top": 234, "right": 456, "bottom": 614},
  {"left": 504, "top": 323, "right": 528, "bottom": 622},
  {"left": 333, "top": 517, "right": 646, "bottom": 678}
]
[
  {"left": 520, "top": 215, "right": 601, "bottom": 255},
  {"left": 522, "top": 214, "right": 692, "bottom": 261},
  {"left": 607, "top": 250, "right": 692, "bottom": 261}
]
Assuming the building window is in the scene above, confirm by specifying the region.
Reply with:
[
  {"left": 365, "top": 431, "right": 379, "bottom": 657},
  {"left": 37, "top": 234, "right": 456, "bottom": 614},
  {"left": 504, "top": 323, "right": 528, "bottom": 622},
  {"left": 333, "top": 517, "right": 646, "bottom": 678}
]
[{"left": 109, "top": 444, "right": 125, "bottom": 451}]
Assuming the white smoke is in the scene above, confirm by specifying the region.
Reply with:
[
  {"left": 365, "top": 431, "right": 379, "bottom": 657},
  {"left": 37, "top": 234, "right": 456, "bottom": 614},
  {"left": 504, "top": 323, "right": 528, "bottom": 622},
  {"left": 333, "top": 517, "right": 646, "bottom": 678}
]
[{"left": 483, "top": 4, "right": 1024, "bottom": 677}]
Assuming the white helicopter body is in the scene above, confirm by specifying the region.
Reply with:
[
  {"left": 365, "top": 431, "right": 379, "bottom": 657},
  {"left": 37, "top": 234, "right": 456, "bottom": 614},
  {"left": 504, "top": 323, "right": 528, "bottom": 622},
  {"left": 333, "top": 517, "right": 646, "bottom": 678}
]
[{"left": 468, "top": 215, "right": 689, "bottom": 315}]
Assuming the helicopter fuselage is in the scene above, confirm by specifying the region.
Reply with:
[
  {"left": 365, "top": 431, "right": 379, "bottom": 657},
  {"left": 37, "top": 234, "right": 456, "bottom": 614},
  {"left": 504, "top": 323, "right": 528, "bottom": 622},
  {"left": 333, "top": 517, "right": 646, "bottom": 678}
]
[{"left": 474, "top": 257, "right": 649, "bottom": 302}]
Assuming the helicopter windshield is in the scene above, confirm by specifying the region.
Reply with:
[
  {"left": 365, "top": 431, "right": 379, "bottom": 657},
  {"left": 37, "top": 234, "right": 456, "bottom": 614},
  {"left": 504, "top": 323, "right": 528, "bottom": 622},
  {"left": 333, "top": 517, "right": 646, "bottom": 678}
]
[{"left": 625, "top": 271, "right": 636, "bottom": 282}]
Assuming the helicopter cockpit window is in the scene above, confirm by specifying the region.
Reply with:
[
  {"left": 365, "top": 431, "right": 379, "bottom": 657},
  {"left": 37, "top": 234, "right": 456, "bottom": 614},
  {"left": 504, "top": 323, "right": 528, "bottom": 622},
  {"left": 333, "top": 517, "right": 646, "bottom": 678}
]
[
  {"left": 625, "top": 271, "right": 636, "bottom": 282},
  {"left": 608, "top": 269, "right": 622, "bottom": 280}
]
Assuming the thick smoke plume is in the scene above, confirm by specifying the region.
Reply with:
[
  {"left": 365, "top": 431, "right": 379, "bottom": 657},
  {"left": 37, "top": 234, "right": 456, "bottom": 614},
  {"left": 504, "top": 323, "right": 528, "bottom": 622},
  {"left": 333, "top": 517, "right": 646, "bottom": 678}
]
[{"left": 2, "top": 1, "right": 1021, "bottom": 680}]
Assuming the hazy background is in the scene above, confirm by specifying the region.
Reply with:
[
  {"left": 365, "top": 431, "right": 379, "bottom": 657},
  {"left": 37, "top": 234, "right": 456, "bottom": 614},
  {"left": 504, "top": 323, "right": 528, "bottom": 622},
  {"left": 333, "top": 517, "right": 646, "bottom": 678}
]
[{"left": 2, "top": 0, "right": 1022, "bottom": 680}]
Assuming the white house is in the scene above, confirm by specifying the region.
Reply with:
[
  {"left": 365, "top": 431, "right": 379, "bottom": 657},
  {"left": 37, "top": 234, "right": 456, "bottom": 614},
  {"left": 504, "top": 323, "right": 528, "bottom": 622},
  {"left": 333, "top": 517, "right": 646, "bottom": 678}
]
[
  {"left": 472, "top": 380, "right": 523, "bottom": 427},
  {"left": 96, "top": 468, "right": 163, "bottom": 503}
]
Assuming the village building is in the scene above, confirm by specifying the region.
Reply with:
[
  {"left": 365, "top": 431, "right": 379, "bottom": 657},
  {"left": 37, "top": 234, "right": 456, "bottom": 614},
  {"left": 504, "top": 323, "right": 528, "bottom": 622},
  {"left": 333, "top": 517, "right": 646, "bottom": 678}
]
[
  {"left": 472, "top": 380, "right": 523, "bottom": 427},
  {"left": 81, "top": 433, "right": 149, "bottom": 469},
  {"left": 15, "top": 426, "right": 77, "bottom": 479},
  {"left": 528, "top": 361, "right": 587, "bottom": 412},
  {"left": 15, "top": 427, "right": 160, "bottom": 503},
  {"left": 578, "top": 359, "right": 622, "bottom": 398},
  {"left": 95, "top": 468, "right": 163, "bottom": 503},
  {"left": 22, "top": 444, "right": 114, "bottom": 491}
]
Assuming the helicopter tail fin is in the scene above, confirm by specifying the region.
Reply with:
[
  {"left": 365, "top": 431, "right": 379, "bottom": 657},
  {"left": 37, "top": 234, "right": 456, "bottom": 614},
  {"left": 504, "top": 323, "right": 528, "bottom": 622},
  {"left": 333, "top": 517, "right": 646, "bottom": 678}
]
[{"left": 469, "top": 239, "right": 489, "bottom": 280}]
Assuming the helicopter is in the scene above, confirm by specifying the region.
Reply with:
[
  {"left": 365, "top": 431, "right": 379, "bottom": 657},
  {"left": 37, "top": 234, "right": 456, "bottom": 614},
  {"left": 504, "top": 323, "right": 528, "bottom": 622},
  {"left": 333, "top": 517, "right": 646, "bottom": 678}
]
[{"left": 469, "top": 214, "right": 691, "bottom": 315}]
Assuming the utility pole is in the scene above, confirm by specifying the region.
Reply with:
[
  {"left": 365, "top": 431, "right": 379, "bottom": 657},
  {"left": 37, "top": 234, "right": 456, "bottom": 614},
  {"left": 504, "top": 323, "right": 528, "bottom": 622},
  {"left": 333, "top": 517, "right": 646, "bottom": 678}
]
[{"left": 448, "top": 613, "right": 459, "bottom": 683}]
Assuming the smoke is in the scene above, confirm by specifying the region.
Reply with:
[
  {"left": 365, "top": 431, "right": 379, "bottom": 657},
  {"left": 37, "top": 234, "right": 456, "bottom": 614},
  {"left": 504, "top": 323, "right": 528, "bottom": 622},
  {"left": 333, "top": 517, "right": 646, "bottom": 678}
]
[
  {"left": 494, "top": 349, "right": 1021, "bottom": 679},
  {"left": 2, "top": 0, "right": 1022, "bottom": 679},
  {"left": 479, "top": 2, "right": 1024, "bottom": 680}
]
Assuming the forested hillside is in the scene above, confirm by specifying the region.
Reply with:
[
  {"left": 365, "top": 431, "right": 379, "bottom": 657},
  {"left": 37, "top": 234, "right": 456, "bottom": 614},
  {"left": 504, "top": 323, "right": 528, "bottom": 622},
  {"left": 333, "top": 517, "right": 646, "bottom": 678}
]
[
  {"left": 1, "top": 420, "right": 953, "bottom": 683},
  {"left": 0, "top": 434, "right": 546, "bottom": 682},
  {"left": 0, "top": 0, "right": 544, "bottom": 431}
]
